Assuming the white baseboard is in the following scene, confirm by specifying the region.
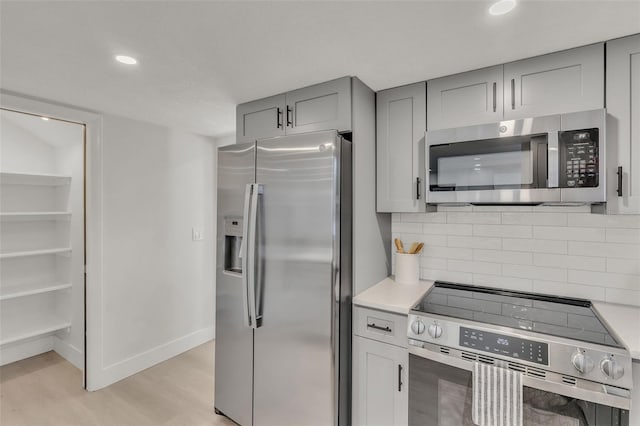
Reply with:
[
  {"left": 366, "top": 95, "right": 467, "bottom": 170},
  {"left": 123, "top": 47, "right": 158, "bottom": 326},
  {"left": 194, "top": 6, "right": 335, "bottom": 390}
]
[
  {"left": 53, "top": 337, "right": 84, "bottom": 370},
  {"left": 88, "top": 326, "right": 213, "bottom": 391},
  {"left": 0, "top": 336, "right": 54, "bottom": 366}
]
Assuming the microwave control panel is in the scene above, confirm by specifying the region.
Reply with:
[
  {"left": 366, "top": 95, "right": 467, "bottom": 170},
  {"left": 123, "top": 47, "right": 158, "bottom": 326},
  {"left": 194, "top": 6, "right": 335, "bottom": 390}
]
[
  {"left": 559, "top": 128, "right": 599, "bottom": 188},
  {"left": 460, "top": 327, "right": 549, "bottom": 365}
]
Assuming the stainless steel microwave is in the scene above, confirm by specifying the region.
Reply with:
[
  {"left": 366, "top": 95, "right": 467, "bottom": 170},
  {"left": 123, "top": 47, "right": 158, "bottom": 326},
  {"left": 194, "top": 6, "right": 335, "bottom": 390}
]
[{"left": 426, "top": 109, "right": 606, "bottom": 204}]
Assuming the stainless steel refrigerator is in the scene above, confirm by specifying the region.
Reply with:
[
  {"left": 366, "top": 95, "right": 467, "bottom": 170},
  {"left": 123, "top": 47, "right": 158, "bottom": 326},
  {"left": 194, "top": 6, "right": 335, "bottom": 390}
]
[{"left": 215, "top": 130, "right": 352, "bottom": 426}]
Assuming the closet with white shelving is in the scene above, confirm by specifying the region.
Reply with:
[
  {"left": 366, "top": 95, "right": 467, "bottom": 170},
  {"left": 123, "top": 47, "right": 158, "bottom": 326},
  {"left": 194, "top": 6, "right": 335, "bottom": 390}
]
[{"left": 0, "top": 108, "right": 85, "bottom": 371}]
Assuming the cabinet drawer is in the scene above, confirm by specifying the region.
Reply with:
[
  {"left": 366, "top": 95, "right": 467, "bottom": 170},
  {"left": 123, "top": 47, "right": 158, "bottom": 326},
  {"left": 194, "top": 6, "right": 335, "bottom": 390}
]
[{"left": 354, "top": 306, "right": 407, "bottom": 348}]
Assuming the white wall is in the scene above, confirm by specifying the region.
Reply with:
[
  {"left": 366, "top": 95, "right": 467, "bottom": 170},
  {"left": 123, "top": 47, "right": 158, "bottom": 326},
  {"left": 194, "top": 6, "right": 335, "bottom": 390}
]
[
  {"left": 93, "top": 114, "right": 215, "bottom": 385},
  {"left": 392, "top": 205, "right": 640, "bottom": 307}
]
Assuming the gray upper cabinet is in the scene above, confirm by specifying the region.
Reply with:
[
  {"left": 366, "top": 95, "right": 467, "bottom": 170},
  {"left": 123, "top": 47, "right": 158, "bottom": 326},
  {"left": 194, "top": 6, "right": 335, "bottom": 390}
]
[
  {"left": 236, "top": 77, "right": 352, "bottom": 143},
  {"left": 504, "top": 43, "right": 604, "bottom": 120},
  {"left": 427, "top": 65, "right": 503, "bottom": 130},
  {"left": 606, "top": 34, "right": 640, "bottom": 214},
  {"left": 236, "top": 94, "right": 285, "bottom": 144},
  {"left": 377, "top": 82, "right": 427, "bottom": 212},
  {"left": 286, "top": 77, "right": 352, "bottom": 135},
  {"left": 426, "top": 44, "right": 604, "bottom": 131}
]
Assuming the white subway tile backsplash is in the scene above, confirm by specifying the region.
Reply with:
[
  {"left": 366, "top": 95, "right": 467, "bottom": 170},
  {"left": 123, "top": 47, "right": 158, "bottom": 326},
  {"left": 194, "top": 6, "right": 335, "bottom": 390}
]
[
  {"left": 606, "top": 228, "right": 640, "bottom": 244},
  {"left": 423, "top": 223, "right": 472, "bottom": 236},
  {"left": 448, "top": 236, "right": 502, "bottom": 250},
  {"left": 604, "top": 288, "right": 640, "bottom": 306},
  {"left": 502, "top": 212, "right": 567, "bottom": 226},
  {"left": 423, "top": 246, "right": 473, "bottom": 260},
  {"left": 474, "top": 224, "right": 532, "bottom": 238},
  {"left": 401, "top": 212, "right": 446, "bottom": 223},
  {"left": 448, "top": 260, "right": 501, "bottom": 275},
  {"left": 533, "top": 253, "right": 606, "bottom": 272},
  {"left": 419, "top": 257, "right": 448, "bottom": 270},
  {"left": 533, "top": 280, "right": 606, "bottom": 301},
  {"left": 393, "top": 222, "right": 423, "bottom": 234},
  {"left": 446, "top": 212, "right": 501, "bottom": 224},
  {"left": 568, "top": 241, "right": 640, "bottom": 259},
  {"left": 421, "top": 268, "right": 473, "bottom": 283},
  {"left": 390, "top": 210, "right": 640, "bottom": 308},
  {"left": 472, "top": 274, "right": 533, "bottom": 291},
  {"left": 437, "top": 205, "right": 473, "bottom": 212},
  {"left": 474, "top": 249, "right": 532, "bottom": 265},
  {"left": 503, "top": 264, "right": 567, "bottom": 282},
  {"left": 607, "top": 258, "right": 640, "bottom": 275},
  {"left": 568, "top": 270, "right": 639, "bottom": 290},
  {"left": 502, "top": 238, "right": 567, "bottom": 254},
  {"left": 533, "top": 226, "right": 605, "bottom": 242}
]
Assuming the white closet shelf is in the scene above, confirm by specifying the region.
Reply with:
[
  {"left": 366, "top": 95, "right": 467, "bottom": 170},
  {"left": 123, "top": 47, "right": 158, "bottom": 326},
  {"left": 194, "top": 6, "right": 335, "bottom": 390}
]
[
  {"left": 0, "top": 248, "right": 72, "bottom": 259},
  {"left": 0, "top": 282, "right": 72, "bottom": 301},
  {"left": 0, "top": 312, "right": 71, "bottom": 346},
  {"left": 0, "top": 172, "right": 71, "bottom": 186},
  {"left": 0, "top": 212, "right": 72, "bottom": 221}
]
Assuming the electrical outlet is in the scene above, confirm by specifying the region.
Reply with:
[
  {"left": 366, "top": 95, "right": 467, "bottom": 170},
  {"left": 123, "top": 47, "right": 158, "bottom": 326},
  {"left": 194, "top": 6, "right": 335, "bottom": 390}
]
[{"left": 192, "top": 227, "right": 204, "bottom": 241}]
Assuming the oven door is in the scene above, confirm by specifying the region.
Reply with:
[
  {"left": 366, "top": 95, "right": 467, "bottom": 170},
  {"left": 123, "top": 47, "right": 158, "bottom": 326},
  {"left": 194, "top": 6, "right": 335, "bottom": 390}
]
[{"left": 409, "top": 350, "right": 630, "bottom": 426}]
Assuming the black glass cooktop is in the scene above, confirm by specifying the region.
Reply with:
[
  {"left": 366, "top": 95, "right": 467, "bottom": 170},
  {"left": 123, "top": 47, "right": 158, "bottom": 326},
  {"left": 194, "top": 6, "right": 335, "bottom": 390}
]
[{"left": 413, "top": 281, "right": 623, "bottom": 348}]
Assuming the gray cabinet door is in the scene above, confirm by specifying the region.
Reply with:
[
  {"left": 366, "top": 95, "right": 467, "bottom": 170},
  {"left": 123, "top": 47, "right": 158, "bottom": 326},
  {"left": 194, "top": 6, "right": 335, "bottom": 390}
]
[
  {"left": 377, "top": 83, "right": 426, "bottom": 212},
  {"left": 606, "top": 34, "right": 640, "bottom": 214},
  {"left": 285, "top": 76, "right": 352, "bottom": 134},
  {"left": 427, "top": 65, "right": 503, "bottom": 130},
  {"left": 504, "top": 43, "right": 604, "bottom": 120},
  {"left": 353, "top": 336, "right": 408, "bottom": 426},
  {"left": 236, "top": 94, "right": 285, "bottom": 144}
]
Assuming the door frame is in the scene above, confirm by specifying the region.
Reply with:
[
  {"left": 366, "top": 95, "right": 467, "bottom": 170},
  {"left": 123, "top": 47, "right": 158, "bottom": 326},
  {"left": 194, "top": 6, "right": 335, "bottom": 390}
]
[{"left": 0, "top": 91, "right": 103, "bottom": 390}]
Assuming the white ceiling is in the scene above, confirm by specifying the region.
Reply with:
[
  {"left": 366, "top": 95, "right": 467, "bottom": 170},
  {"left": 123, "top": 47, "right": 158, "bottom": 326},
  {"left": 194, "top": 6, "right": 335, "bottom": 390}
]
[{"left": 1, "top": 1, "right": 639, "bottom": 138}]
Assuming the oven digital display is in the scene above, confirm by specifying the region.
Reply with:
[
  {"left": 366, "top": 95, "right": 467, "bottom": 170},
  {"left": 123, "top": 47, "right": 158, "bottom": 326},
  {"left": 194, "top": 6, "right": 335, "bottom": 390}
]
[{"left": 459, "top": 327, "right": 549, "bottom": 366}]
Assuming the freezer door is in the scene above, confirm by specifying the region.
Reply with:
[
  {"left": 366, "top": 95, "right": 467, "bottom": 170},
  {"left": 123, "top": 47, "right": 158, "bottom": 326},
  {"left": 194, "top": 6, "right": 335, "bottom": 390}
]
[
  {"left": 253, "top": 131, "right": 343, "bottom": 426},
  {"left": 215, "top": 142, "right": 255, "bottom": 426}
]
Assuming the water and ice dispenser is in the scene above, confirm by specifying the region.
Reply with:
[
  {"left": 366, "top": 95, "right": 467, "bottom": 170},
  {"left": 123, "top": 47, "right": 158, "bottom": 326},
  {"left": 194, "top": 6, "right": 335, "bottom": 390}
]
[{"left": 223, "top": 217, "right": 243, "bottom": 274}]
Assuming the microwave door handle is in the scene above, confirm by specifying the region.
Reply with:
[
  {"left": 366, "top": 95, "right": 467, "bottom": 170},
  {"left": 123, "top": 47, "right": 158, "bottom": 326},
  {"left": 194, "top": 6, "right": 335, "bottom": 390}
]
[{"left": 547, "top": 132, "right": 559, "bottom": 188}]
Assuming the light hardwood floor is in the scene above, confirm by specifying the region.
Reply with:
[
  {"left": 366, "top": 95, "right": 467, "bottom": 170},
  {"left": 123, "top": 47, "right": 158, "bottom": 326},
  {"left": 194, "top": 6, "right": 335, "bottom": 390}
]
[{"left": 0, "top": 341, "right": 237, "bottom": 426}]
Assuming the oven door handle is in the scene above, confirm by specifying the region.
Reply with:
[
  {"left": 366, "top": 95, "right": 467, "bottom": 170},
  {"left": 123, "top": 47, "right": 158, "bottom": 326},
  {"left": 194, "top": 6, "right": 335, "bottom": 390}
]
[{"left": 408, "top": 345, "right": 631, "bottom": 411}]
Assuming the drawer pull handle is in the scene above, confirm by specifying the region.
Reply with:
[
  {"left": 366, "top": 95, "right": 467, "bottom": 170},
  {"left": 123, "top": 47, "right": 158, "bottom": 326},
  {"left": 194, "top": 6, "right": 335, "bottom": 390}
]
[{"left": 367, "top": 323, "right": 392, "bottom": 332}]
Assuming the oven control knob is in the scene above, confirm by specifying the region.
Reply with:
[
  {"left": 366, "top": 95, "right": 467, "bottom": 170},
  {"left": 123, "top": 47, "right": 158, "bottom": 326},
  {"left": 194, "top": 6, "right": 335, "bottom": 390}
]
[
  {"left": 571, "top": 352, "right": 594, "bottom": 374},
  {"left": 411, "top": 319, "right": 426, "bottom": 335},
  {"left": 428, "top": 323, "right": 443, "bottom": 339},
  {"left": 600, "top": 358, "right": 624, "bottom": 380}
]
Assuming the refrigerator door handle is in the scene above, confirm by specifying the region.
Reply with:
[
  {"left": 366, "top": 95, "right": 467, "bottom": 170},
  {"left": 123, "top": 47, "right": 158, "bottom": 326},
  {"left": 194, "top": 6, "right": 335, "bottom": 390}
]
[
  {"left": 241, "top": 184, "right": 254, "bottom": 328},
  {"left": 246, "top": 183, "right": 262, "bottom": 329}
]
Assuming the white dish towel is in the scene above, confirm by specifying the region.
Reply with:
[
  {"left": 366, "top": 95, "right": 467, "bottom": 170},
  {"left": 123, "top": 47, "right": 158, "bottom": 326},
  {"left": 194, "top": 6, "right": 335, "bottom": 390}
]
[{"left": 472, "top": 362, "right": 523, "bottom": 426}]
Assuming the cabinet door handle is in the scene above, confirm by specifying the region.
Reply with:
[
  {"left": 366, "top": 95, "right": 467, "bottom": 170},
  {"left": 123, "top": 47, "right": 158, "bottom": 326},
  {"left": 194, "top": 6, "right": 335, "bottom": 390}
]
[
  {"left": 398, "top": 364, "right": 403, "bottom": 392},
  {"left": 416, "top": 177, "right": 421, "bottom": 200},
  {"left": 286, "top": 106, "right": 293, "bottom": 128},
  {"left": 511, "top": 78, "right": 515, "bottom": 110},
  {"left": 617, "top": 166, "right": 623, "bottom": 197},
  {"left": 492, "top": 82, "right": 497, "bottom": 112},
  {"left": 367, "top": 323, "right": 392, "bottom": 332},
  {"left": 277, "top": 107, "right": 283, "bottom": 129}
]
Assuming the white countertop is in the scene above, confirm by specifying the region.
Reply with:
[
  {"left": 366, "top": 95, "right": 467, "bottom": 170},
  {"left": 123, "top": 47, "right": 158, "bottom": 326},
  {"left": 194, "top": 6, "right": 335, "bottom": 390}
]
[
  {"left": 593, "top": 302, "right": 640, "bottom": 361},
  {"left": 353, "top": 277, "right": 640, "bottom": 360},
  {"left": 352, "top": 277, "right": 433, "bottom": 315}
]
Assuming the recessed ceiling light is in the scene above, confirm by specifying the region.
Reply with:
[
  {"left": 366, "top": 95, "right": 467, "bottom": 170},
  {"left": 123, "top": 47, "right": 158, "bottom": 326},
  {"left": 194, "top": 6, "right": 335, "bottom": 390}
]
[
  {"left": 115, "top": 55, "right": 138, "bottom": 65},
  {"left": 41, "top": 117, "right": 49, "bottom": 121},
  {"left": 489, "top": 0, "right": 516, "bottom": 15}
]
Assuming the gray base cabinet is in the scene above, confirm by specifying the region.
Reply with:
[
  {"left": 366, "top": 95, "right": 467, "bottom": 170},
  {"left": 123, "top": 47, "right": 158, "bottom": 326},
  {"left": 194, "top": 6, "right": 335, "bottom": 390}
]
[
  {"left": 236, "top": 77, "right": 351, "bottom": 144},
  {"left": 353, "top": 307, "right": 408, "bottom": 426},
  {"left": 377, "top": 82, "right": 427, "bottom": 212},
  {"left": 426, "top": 43, "right": 604, "bottom": 131},
  {"left": 606, "top": 34, "right": 640, "bottom": 214}
]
